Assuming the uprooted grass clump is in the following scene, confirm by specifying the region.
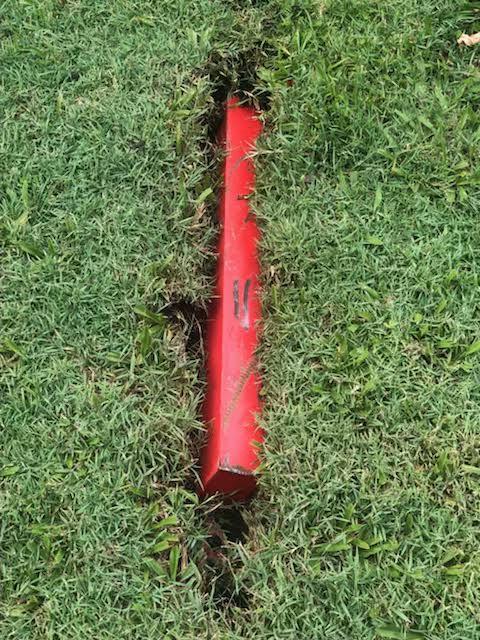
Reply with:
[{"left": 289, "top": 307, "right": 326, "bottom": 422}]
[{"left": 1, "top": 0, "right": 480, "bottom": 638}]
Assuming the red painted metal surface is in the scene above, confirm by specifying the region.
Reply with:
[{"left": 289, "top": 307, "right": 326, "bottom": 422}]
[{"left": 200, "top": 97, "right": 263, "bottom": 500}]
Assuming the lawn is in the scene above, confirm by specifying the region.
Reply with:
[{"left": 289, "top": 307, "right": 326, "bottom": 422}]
[{"left": 1, "top": 0, "right": 480, "bottom": 639}]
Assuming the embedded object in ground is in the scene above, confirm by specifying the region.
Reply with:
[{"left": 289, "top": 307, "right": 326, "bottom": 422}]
[{"left": 200, "top": 96, "right": 263, "bottom": 500}]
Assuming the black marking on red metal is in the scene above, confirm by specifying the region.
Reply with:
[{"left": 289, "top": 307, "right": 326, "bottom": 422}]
[
  {"left": 233, "top": 280, "right": 240, "bottom": 318},
  {"left": 242, "top": 279, "right": 251, "bottom": 329}
]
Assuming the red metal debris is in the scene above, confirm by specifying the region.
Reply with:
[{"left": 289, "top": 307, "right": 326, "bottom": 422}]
[{"left": 200, "top": 96, "right": 263, "bottom": 501}]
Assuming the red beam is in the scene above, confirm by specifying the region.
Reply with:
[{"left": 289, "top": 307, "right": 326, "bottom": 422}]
[{"left": 200, "top": 97, "right": 263, "bottom": 500}]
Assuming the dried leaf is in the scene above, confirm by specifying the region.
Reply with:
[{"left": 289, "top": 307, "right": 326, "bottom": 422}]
[{"left": 457, "top": 32, "right": 480, "bottom": 47}]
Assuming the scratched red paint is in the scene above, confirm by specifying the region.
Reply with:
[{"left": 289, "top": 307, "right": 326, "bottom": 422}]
[{"left": 200, "top": 96, "right": 263, "bottom": 500}]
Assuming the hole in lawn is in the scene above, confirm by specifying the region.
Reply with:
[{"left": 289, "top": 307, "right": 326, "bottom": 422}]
[
  {"left": 181, "top": 47, "right": 270, "bottom": 613},
  {"left": 161, "top": 298, "right": 208, "bottom": 355},
  {"left": 211, "top": 569, "right": 251, "bottom": 610},
  {"left": 202, "top": 504, "right": 252, "bottom": 610},
  {"left": 211, "top": 505, "right": 250, "bottom": 544}
]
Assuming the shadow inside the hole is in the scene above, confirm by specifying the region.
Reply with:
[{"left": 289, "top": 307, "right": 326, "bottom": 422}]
[
  {"left": 203, "top": 505, "right": 252, "bottom": 609},
  {"left": 210, "top": 570, "right": 251, "bottom": 610},
  {"left": 207, "top": 505, "right": 250, "bottom": 545},
  {"left": 161, "top": 299, "right": 209, "bottom": 354}
]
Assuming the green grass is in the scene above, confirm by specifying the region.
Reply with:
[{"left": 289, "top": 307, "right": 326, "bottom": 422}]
[{"left": 1, "top": 0, "right": 480, "bottom": 638}]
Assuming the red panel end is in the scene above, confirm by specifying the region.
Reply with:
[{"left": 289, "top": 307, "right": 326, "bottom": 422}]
[{"left": 200, "top": 97, "right": 263, "bottom": 501}]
